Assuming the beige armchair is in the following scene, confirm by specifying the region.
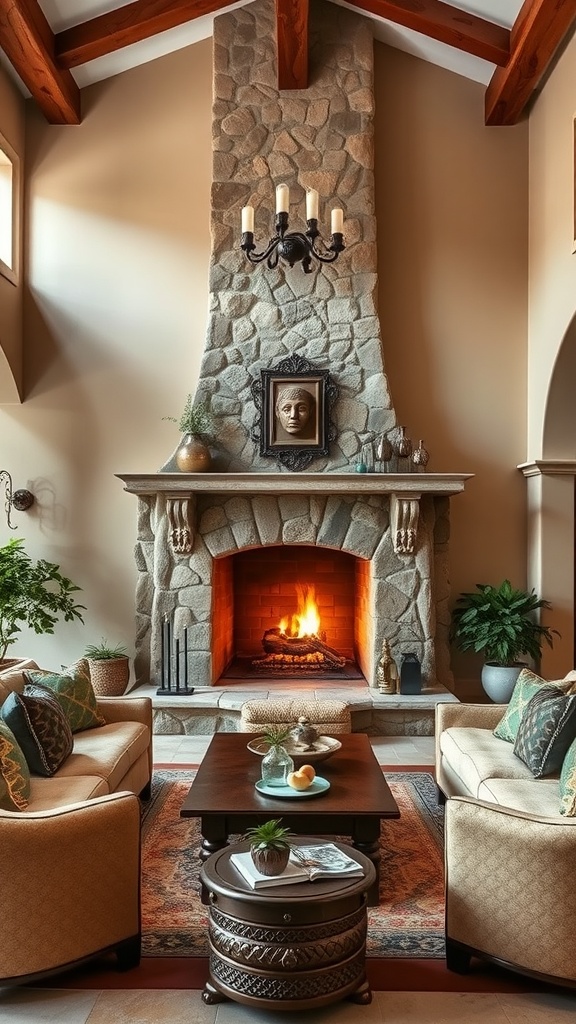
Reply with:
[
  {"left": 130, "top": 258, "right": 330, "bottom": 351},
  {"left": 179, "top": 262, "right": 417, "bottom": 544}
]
[
  {"left": 0, "top": 790, "right": 141, "bottom": 985},
  {"left": 445, "top": 796, "right": 576, "bottom": 985}
]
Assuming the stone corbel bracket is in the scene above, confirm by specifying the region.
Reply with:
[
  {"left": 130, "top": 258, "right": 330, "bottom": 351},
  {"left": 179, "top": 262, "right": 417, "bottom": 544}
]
[
  {"left": 166, "top": 493, "right": 196, "bottom": 554},
  {"left": 390, "top": 493, "right": 420, "bottom": 555}
]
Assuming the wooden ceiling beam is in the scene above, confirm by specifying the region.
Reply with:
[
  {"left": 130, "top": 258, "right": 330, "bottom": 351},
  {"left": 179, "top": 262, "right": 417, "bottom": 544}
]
[
  {"left": 276, "top": 0, "right": 309, "bottom": 89},
  {"left": 0, "top": 0, "right": 80, "bottom": 124},
  {"left": 485, "top": 0, "right": 576, "bottom": 126},
  {"left": 55, "top": 0, "right": 233, "bottom": 68},
  {"left": 343, "top": 0, "right": 510, "bottom": 67}
]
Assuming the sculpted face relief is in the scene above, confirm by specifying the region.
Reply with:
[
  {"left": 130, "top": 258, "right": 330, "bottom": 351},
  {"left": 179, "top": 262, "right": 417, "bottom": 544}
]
[{"left": 275, "top": 387, "right": 314, "bottom": 435}]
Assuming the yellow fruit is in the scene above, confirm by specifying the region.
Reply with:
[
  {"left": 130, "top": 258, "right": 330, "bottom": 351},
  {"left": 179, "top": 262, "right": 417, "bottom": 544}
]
[
  {"left": 286, "top": 770, "right": 313, "bottom": 791},
  {"left": 299, "top": 764, "right": 316, "bottom": 781}
]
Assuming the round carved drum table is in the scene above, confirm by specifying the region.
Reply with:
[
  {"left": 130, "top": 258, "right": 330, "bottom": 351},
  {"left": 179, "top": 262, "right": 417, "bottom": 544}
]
[{"left": 199, "top": 837, "right": 376, "bottom": 1011}]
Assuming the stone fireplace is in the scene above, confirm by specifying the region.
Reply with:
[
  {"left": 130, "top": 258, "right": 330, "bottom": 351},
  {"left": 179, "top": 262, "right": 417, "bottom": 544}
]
[{"left": 118, "top": 0, "right": 472, "bottom": 701}]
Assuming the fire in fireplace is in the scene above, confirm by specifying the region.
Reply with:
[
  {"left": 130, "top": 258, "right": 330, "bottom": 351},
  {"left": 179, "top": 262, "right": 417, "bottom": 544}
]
[{"left": 252, "top": 584, "right": 347, "bottom": 674}]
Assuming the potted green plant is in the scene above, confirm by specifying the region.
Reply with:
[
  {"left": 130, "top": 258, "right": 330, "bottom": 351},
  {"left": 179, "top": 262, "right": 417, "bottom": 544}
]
[
  {"left": 163, "top": 394, "right": 213, "bottom": 473},
  {"left": 84, "top": 639, "right": 130, "bottom": 696},
  {"left": 244, "top": 819, "right": 293, "bottom": 876},
  {"left": 0, "top": 538, "right": 85, "bottom": 671},
  {"left": 450, "top": 579, "right": 559, "bottom": 702}
]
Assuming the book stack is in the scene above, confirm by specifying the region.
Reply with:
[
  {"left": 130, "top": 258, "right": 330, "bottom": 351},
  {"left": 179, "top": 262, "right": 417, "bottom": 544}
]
[{"left": 230, "top": 843, "right": 364, "bottom": 890}]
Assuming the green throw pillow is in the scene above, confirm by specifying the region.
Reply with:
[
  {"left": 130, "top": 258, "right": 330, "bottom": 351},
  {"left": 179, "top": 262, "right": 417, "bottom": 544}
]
[
  {"left": 1, "top": 684, "right": 74, "bottom": 777},
  {"left": 0, "top": 719, "right": 30, "bottom": 810},
  {"left": 560, "top": 738, "right": 576, "bottom": 816},
  {"left": 493, "top": 669, "right": 569, "bottom": 743},
  {"left": 513, "top": 686, "right": 576, "bottom": 778},
  {"left": 24, "top": 658, "right": 105, "bottom": 734}
]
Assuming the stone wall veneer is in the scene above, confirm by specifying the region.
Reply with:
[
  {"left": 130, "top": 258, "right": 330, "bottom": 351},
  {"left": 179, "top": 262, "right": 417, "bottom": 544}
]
[{"left": 189, "top": 0, "right": 397, "bottom": 473}]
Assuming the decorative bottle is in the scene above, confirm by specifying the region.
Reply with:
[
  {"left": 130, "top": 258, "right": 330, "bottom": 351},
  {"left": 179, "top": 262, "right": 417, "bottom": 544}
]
[
  {"left": 261, "top": 744, "right": 294, "bottom": 787},
  {"left": 411, "top": 440, "right": 430, "bottom": 472}
]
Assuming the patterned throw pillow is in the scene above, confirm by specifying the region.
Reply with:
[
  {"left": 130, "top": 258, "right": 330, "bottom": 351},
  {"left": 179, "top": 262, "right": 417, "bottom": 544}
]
[
  {"left": 24, "top": 658, "right": 105, "bottom": 733},
  {"left": 560, "top": 738, "right": 576, "bottom": 816},
  {"left": 0, "top": 719, "right": 31, "bottom": 809},
  {"left": 493, "top": 669, "right": 571, "bottom": 743},
  {"left": 1, "top": 684, "right": 74, "bottom": 777},
  {"left": 513, "top": 686, "right": 576, "bottom": 778}
]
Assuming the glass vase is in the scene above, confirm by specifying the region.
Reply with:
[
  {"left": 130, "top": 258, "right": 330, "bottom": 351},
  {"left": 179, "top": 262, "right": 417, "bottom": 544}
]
[{"left": 261, "top": 744, "right": 294, "bottom": 787}]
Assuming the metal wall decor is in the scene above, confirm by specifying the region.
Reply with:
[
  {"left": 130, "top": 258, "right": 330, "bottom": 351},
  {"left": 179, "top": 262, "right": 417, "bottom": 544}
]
[
  {"left": 241, "top": 184, "right": 345, "bottom": 274},
  {"left": 251, "top": 354, "right": 339, "bottom": 471},
  {"left": 0, "top": 470, "right": 34, "bottom": 530}
]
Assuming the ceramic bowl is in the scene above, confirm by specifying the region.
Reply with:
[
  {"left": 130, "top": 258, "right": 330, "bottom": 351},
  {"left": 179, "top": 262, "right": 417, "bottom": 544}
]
[{"left": 246, "top": 735, "right": 342, "bottom": 768}]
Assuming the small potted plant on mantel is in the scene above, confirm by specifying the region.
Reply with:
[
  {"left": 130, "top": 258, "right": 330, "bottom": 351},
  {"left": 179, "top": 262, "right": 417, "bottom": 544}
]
[
  {"left": 163, "top": 393, "right": 213, "bottom": 473},
  {"left": 84, "top": 639, "right": 130, "bottom": 697},
  {"left": 450, "top": 579, "right": 559, "bottom": 702},
  {"left": 244, "top": 819, "right": 293, "bottom": 876},
  {"left": 0, "top": 537, "right": 85, "bottom": 675}
]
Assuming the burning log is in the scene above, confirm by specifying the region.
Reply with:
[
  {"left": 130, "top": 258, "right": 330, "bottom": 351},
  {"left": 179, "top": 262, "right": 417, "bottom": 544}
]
[{"left": 252, "top": 627, "right": 346, "bottom": 672}]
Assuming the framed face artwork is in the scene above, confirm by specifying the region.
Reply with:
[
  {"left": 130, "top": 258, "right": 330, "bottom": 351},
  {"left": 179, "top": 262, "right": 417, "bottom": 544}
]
[{"left": 251, "top": 354, "right": 339, "bottom": 471}]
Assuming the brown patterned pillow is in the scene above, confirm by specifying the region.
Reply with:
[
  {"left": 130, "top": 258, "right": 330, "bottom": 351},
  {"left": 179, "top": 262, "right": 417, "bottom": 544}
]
[
  {"left": 0, "top": 719, "right": 30, "bottom": 810},
  {"left": 513, "top": 686, "right": 576, "bottom": 778},
  {"left": 1, "top": 684, "right": 73, "bottom": 777}
]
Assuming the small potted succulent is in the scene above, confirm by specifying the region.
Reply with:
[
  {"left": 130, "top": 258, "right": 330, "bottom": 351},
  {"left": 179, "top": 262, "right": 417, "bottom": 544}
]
[
  {"left": 163, "top": 393, "right": 213, "bottom": 473},
  {"left": 244, "top": 819, "right": 293, "bottom": 876},
  {"left": 84, "top": 639, "right": 129, "bottom": 696}
]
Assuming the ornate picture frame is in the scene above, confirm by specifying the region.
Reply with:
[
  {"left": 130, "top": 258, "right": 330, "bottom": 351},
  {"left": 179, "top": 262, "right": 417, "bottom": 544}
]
[{"left": 251, "top": 354, "right": 339, "bottom": 471}]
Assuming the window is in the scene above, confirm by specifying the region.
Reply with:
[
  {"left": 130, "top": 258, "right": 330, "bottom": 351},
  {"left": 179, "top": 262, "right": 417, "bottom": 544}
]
[{"left": 0, "top": 131, "right": 19, "bottom": 285}]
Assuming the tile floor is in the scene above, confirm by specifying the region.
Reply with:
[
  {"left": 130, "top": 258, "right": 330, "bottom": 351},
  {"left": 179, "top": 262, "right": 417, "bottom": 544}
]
[{"left": 1, "top": 735, "right": 574, "bottom": 1024}]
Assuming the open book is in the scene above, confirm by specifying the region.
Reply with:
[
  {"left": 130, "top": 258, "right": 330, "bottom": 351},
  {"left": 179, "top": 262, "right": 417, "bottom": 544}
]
[{"left": 230, "top": 844, "right": 364, "bottom": 890}]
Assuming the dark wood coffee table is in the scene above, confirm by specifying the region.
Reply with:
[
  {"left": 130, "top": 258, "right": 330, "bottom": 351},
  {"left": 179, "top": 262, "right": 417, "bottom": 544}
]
[{"left": 180, "top": 732, "right": 400, "bottom": 905}]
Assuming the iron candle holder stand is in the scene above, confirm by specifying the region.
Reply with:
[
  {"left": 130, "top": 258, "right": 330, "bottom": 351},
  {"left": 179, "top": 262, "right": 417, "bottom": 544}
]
[
  {"left": 158, "top": 617, "right": 195, "bottom": 696},
  {"left": 241, "top": 212, "right": 345, "bottom": 274}
]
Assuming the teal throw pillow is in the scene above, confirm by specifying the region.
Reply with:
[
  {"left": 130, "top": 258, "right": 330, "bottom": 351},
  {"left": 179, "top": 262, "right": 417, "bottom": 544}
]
[
  {"left": 1, "top": 684, "right": 73, "bottom": 777},
  {"left": 513, "top": 686, "right": 576, "bottom": 778},
  {"left": 560, "top": 738, "right": 576, "bottom": 816},
  {"left": 493, "top": 669, "right": 569, "bottom": 743},
  {"left": 0, "top": 719, "right": 30, "bottom": 810},
  {"left": 24, "top": 658, "right": 105, "bottom": 733}
]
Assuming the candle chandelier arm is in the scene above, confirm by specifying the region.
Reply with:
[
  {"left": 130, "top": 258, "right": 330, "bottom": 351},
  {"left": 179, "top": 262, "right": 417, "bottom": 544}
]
[
  {"left": 0, "top": 470, "right": 34, "bottom": 530},
  {"left": 240, "top": 208, "right": 345, "bottom": 273}
]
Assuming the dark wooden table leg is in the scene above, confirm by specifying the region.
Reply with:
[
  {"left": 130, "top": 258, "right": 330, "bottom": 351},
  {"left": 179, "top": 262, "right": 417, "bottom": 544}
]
[
  {"left": 199, "top": 816, "right": 229, "bottom": 862},
  {"left": 351, "top": 816, "right": 381, "bottom": 906}
]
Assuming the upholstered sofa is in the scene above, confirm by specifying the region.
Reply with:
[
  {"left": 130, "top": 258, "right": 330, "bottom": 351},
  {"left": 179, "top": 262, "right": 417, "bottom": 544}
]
[
  {"left": 436, "top": 679, "right": 576, "bottom": 987},
  {"left": 0, "top": 659, "right": 153, "bottom": 984}
]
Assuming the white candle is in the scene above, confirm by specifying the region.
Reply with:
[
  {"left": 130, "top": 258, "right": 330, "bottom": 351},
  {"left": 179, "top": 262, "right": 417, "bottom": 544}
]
[
  {"left": 241, "top": 205, "right": 254, "bottom": 233},
  {"left": 276, "top": 183, "right": 289, "bottom": 214},
  {"left": 331, "top": 208, "right": 344, "bottom": 234},
  {"left": 306, "top": 188, "right": 319, "bottom": 221}
]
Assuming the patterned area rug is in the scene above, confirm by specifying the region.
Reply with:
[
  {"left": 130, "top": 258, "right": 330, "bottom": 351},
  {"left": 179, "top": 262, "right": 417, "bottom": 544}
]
[{"left": 141, "top": 769, "right": 445, "bottom": 959}]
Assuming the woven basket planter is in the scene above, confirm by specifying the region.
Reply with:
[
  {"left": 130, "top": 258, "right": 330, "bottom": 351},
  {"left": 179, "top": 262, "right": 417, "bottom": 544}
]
[{"left": 87, "top": 656, "right": 130, "bottom": 697}]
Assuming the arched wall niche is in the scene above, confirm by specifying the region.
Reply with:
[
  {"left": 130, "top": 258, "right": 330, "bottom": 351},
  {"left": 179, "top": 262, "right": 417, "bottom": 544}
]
[{"left": 522, "top": 316, "right": 576, "bottom": 674}]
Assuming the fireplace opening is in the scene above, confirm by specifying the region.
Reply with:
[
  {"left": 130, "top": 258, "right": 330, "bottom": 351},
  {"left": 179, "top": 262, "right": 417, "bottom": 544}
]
[{"left": 213, "top": 545, "right": 367, "bottom": 682}]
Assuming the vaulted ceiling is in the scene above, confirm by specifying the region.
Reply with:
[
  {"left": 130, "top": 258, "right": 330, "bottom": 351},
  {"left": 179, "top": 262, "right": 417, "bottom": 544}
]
[{"left": 0, "top": 0, "right": 574, "bottom": 127}]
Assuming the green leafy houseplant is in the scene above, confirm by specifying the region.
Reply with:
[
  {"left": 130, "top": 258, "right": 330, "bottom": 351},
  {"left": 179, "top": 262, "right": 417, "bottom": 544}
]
[
  {"left": 244, "top": 819, "right": 293, "bottom": 876},
  {"left": 450, "top": 579, "right": 558, "bottom": 666},
  {"left": 163, "top": 394, "right": 212, "bottom": 437},
  {"left": 0, "top": 538, "right": 85, "bottom": 663}
]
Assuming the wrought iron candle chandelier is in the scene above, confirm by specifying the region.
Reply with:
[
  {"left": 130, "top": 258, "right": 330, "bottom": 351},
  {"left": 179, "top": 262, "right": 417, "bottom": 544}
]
[{"left": 241, "top": 184, "right": 345, "bottom": 273}]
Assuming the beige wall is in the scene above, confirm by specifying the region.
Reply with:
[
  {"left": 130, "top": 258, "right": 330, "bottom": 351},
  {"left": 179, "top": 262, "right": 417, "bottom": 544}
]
[
  {"left": 374, "top": 46, "right": 529, "bottom": 683},
  {"left": 0, "top": 34, "right": 531, "bottom": 684},
  {"left": 0, "top": 64, "right": 25, "bottom": 401},
  {"left": 528, "top": 29, "right": 576, "bottom": 460},
  {"left": 0, "top": 41, "right": 212, "bottom": 671}
]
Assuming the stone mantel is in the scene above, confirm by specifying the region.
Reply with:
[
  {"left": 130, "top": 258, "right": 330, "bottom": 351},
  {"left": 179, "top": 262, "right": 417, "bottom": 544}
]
[{"left": 117, "top": 472, "right": 473, "bottom": 556}]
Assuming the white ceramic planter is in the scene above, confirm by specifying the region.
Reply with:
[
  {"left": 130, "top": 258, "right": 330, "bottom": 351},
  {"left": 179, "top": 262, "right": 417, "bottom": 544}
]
[{"left": 481, "top": 662, "right": 525, "bottom": 703}]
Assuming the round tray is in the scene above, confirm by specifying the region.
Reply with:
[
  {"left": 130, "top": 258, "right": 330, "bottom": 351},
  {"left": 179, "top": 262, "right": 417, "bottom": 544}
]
[
  {"left": 247, "top": 735, "right": 342, "bottom": 768},
  {"left": 255, "top": 776, "right": 331, "bottom": 799}
]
